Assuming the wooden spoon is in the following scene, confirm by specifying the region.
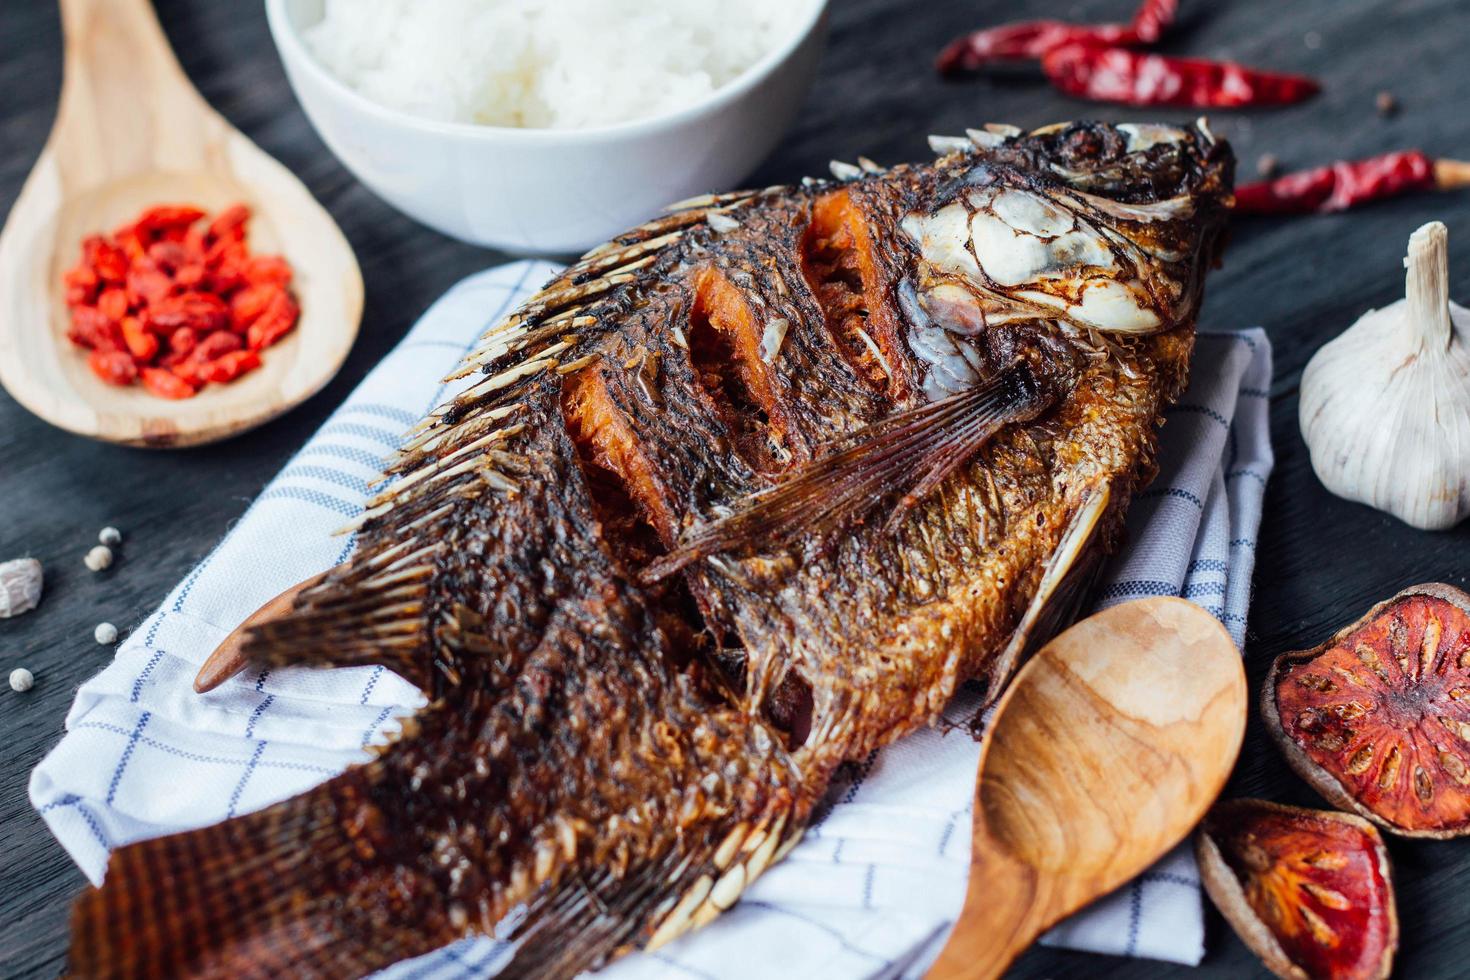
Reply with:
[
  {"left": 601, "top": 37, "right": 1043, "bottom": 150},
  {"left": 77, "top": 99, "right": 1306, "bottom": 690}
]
[
  {"left": 0, "top": 0, "right": 362, "bottom": 448},
  {"left": 927, "top": 597, "right": 1246, "bottom": 980}
]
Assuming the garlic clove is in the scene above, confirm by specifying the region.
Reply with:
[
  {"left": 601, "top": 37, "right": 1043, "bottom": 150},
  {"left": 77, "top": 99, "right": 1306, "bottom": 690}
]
[
  {"left": 0, "top": 558, "right": 43, "bottom": 619},
  {"left": 1300, "top": 221, "right": 1470, "bottom": 530}
]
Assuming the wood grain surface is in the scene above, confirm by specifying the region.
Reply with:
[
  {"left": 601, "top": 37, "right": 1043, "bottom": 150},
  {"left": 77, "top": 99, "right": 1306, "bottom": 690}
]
[
  {"left": 0, "top": 0, "right": 362, "bottom": 448},
  {"left": 930, "top": 599, "right": 1245, "bottom": 979},
  {"left": 2, "top": 1, "right": 1470, "bottom": 977}
]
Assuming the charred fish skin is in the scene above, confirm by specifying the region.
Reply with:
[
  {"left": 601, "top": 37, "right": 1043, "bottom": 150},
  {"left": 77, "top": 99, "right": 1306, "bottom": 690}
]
[{"left": 67, "top": 121, "right": 1232, "bottom": 979}]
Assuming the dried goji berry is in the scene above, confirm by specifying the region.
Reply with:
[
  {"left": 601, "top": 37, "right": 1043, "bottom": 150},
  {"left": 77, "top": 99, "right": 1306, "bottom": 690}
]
[
  {"left": 247, "top": 291, "right": 299, "bottom": 350},
  {"left": 174, "top": 263, "right": 205, "bottom": 289},
  {"left": 229, "top": 284, "right": 278, "bottom": 332},
  {"left": 126, "top": 261, "right": 174, "bottom": 308},
  {"left": 170, "top": 360, "right": 203, "bottom": 385},
  {"left": 115, "top": 227, "right": 147, "bottom": 262},
  {"left": 149, "top": 292, "right": 230, "bottom": 333},
  {"left": 147, "top": 240, "right": 188, "bottom": 272},
  {"left": 141, "top": 367, "right": 197, "bottom": 399},
  {"left": 92, "top": 241, "right": 129, "bottom": 283},
  {"left": 63, "top": 266, "right": 100, "bottom": 305},
  {"left": 64, "top": 202, "right": 297, "bottom": 398},
  {"left": 120, "top": 316, "right": 158, "bottom": 361},
  {"left": 242, "top": 254, "right": 292, "bottom": 287},
  {"left": 192, "top": 330, "right": 244, "bottom": 361},
  {"left": 200, "top": 350, "right": 261, "bottom": 384},
  {"left": 88, "top": 349, "right": 137, "bottom": 386},
  {"left": 167, "top": 326, "right": 198, "bottom": 358},
  {"left": 207, "top": 204, "right": 251, "bottom": 242},
  {"left": 96, "top": 288, "right": 129, "bottom": 323},
  {"left": 68, "top": 306, "right": 113, "bottom": 350},
  {"left": 182, "top": 224, "right": 206, "bottom": 257},
  {"left": 136, "top": 205, "right": 206, "bottom": 237}
]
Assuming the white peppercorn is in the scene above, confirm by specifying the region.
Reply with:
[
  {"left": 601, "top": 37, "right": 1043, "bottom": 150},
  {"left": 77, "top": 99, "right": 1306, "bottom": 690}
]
[
  {"left": 99, "top": 526, "right": 123, "bottom": 547},
  {"left": 84, "top": 545, "right": 114, "bottom": 572},
  {"left": 10, "top": 668, "right": 34, "bottom": 692},
  {"left": 95, "top": 622, "right": 119, "bottom": 645}
]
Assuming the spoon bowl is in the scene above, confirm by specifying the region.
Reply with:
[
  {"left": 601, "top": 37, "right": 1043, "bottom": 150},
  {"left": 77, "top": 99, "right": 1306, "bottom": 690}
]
[
  {"left": 928, "top": 597, "right": 1247, "bottom": 979},
  {"left": 0, "top": 0, "right": 362, "bottom": 448}
]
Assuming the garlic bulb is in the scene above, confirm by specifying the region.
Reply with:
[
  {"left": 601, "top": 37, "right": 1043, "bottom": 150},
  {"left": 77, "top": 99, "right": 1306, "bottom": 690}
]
[
  {"left": 0, "top": 558, "right": 43, "bottom": 618},
  {"left": 1300, "top": 221, "right": 1470, "bottom": 530}
]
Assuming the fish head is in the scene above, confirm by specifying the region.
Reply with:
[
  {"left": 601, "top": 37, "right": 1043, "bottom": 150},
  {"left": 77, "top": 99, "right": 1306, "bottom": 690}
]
[{"left": 899, "top": 120, "right": 1234, "bottom": 374}]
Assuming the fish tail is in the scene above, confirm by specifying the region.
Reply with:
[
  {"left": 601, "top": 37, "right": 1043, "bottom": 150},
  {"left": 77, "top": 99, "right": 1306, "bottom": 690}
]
[{"left": 68, "top": 760, "right": 453, "bottom": 979}]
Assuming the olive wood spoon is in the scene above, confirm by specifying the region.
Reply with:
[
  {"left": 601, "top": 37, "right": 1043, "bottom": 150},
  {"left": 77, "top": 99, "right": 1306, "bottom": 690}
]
[
  {"left": 927, "top": 596, "right": 1246, "bottom": 980},
  {"left": 0, "top": 0, "right": 362, "bottom": 448}
]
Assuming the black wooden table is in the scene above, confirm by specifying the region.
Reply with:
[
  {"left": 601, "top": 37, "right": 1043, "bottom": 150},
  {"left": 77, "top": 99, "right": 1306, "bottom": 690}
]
[{"left": 4, "top": 1, "right": 1468, "bottom": 976}]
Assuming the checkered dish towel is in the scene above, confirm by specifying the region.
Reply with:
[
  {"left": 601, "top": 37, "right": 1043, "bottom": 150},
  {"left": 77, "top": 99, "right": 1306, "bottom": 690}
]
[{"left": 32, "top": 260, "right": 1273, "bottom": 978}]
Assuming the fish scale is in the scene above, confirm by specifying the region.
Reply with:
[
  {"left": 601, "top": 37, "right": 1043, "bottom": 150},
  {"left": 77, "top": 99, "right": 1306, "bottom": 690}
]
[{"left": 69, "top": 120, "right": 1233, "bottom": 979}]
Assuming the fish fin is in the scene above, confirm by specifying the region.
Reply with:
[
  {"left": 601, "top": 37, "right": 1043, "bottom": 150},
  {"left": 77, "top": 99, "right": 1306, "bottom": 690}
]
[
  {"left": 642, "top": 362, "right": 1052, "bottom": 584},
  {"left": 495, "top": 809, "right": 803, "bottom": 979},
  {"left": 68, "top": 755, "right": 455, "bottom": 979},
  {"left": 978, "top": 482, "right": 1113, "bottom": 709},
  {"left": 193, "top": 573, "right": 331, "bottom": 693},
  {"left": 232, "top": 547, "right": 442, "bottom": 691}
]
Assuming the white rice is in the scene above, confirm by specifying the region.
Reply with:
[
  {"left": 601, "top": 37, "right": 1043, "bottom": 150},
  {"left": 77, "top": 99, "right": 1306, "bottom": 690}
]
[{"left": 301, "top": 0, "right": 815, "bottom": 130}]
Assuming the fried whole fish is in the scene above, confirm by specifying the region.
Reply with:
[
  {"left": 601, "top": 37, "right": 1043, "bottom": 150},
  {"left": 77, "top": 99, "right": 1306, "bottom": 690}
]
[{"left": 69, "top": 120, "right": 1233, "bottom": 978}]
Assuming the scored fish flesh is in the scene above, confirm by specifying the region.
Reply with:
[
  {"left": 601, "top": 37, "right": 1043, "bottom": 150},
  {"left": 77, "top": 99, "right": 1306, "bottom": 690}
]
[{"left": 68, "top": 119, "right": 1234, "bottom": 979}]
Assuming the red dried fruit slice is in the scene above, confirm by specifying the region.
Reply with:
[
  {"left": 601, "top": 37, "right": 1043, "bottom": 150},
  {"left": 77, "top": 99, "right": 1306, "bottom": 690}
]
[
  {"left": 1197, "top": 799, "right": 1396, "bottom": 980},
  {"left": 1264, "top": 583, "right": 1470, "bottom": 837}
]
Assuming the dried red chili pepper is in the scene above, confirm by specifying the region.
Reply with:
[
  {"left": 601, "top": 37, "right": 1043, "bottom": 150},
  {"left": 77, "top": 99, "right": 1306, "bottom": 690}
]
[
  {"left": 937, "top": 0, "right": 1317, "bottom": 110},
  {"left": 1041, "top": 43, "right": 1320, "bottom": 108},
  {"left": 61, "top": 202, "right": 300, "bottom": 398},
  {"left": 1236, "top": 150, "right": 1470, "bottom": 215},
  {"left": 937, "top": 0, "right": 1176, "bottom": 73}
]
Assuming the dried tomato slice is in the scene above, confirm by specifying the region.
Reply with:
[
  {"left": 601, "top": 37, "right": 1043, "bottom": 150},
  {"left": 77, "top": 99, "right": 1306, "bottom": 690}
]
[
  {"left": 1197, "top": 799, "right": 1396, "bottom": 980},
  {"left": 1265, "top": 583, "right": 1470, "bottom": 837}
]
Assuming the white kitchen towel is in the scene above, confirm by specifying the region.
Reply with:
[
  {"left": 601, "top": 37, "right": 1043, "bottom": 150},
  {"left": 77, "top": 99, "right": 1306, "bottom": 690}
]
[{"left": 31, "top": 260, "right": 1273, "bottom": 978}]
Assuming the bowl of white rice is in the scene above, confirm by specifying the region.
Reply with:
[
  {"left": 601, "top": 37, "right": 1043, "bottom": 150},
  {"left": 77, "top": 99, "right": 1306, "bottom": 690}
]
[{"left": 266, "top": 0, "right": 829, "bottom": 254}]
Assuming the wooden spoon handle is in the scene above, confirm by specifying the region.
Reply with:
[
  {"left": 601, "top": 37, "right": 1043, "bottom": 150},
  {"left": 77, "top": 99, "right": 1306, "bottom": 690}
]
[
  {"left": 54, "top": 0, "right": 205, "bottom": 160},
  {"left": 192, "top": 571, "right": 327, "bottom": 693},
  {"left": 57, "top": 0, "right": 181, "bottom": 75},
  {"left": 926, "top": 822, "right": 1055, "bottom": 980}
]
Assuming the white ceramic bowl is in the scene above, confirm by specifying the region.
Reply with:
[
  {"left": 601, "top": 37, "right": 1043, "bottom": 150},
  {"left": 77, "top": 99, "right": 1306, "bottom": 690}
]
[{"left": 266, "top": 0, "right": 829, "bottom": 255}]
